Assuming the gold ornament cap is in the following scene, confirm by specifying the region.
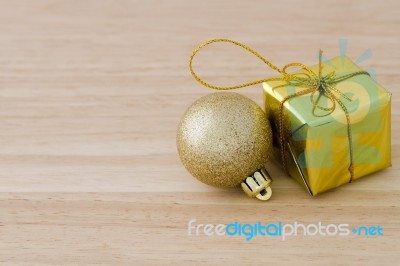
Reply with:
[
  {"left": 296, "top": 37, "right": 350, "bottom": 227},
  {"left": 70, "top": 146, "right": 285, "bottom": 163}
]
[{"left": 241, "top": 168, "right": 272, "bottom": 201}]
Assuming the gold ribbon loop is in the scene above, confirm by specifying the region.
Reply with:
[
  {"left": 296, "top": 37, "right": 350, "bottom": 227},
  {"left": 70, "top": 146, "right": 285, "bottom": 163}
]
[
  {"left": 282, "top": 63, "right": 315, "bottom": 77},
  {"left": 189, "top": 38, "right": 288, "bottom": 90},
  {"left": 189, "top": 39, "right": 370, "bottom": 183}
]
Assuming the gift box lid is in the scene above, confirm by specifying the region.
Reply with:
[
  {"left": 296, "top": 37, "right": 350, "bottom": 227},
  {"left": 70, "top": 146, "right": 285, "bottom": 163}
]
[{"left": 263, "top": 55, "right": 391, "bottom": 132}]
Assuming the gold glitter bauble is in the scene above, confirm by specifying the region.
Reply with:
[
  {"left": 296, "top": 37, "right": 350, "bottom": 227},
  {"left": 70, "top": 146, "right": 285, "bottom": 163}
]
[{"left": 177, "top": 92, "right": 273, "bottom": 188}]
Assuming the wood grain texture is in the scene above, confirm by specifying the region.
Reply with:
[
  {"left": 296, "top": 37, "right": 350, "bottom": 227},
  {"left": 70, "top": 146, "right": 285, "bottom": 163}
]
[{"left": 0, "top": 0, "right": 398, "bottom": 265}]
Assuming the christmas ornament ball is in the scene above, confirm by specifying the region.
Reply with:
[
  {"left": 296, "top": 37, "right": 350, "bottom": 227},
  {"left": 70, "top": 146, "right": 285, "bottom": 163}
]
[{"left": 177, "top": 92, "right": 273, "bottom": 188}]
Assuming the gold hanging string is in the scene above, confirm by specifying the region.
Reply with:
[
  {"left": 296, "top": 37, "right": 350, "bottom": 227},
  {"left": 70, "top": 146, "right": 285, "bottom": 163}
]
[
  {"left": 189, "top": 38, "right": 292, "bottom": 90},
  {"left": 189, "top": 39, "right": 370, "bottom": 183}
]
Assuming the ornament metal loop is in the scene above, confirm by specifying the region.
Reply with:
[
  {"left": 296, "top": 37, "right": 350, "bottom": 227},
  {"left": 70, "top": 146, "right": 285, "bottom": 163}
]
[{"left": 241, "top": 168, "right": 272, "bottom": 201}]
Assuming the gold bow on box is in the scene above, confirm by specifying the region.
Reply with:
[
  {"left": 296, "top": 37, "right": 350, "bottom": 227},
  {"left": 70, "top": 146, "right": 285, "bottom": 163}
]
[{"left": 190, "top": 39, "right": 391, "bottom": 195}]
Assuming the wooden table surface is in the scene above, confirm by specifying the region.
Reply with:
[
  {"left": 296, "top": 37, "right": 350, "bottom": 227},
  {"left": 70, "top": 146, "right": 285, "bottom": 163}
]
[{"left": 0, "top": 0, "right": 398, "bottom": 265}]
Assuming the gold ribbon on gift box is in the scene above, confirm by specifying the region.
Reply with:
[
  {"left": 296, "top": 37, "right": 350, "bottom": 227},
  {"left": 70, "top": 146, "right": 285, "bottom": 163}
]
[{"left": 189, "top": 38, "right": 370, "bottom": 182}]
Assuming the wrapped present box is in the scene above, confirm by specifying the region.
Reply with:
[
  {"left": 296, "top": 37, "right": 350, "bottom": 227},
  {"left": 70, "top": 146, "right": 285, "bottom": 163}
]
[{"left": 263, "top": 55, "right": 391, "bottom": 196}]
